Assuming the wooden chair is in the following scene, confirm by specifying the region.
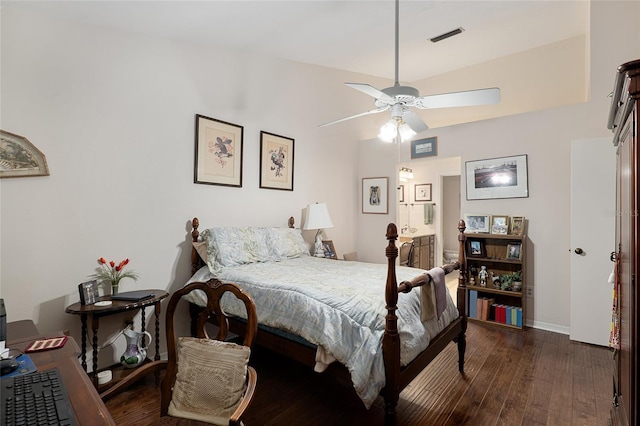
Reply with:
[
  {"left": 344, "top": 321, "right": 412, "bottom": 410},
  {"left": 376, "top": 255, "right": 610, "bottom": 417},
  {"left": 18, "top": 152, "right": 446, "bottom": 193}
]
[
  {"left": 399, "top": 241, "right": 414, "bottom": 267},
  {"left": 101, "top": 280, "right": 258, "bottom": 426}
]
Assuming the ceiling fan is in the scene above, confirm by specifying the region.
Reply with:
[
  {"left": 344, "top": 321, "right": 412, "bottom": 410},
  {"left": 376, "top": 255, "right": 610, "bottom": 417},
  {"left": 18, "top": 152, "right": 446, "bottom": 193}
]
[{"left": 320, "top": 0, "right": 500, "bottom": 142}]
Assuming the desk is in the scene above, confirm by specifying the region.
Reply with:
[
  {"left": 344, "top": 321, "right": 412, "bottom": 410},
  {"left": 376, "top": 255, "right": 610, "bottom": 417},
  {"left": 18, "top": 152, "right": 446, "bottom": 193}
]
[
  {"left": 6, "top": 321, "right": 115, "bottom": 425},
  {"left": 65, "top": 290, "right": 168, "bottom": 388}
]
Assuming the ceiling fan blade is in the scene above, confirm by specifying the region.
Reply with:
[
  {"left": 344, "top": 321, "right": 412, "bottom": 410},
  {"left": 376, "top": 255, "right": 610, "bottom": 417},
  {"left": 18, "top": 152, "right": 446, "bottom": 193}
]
[
  {"left": 345, "top": 83, "right": 395, "bottom": 103},
  {"left": 319, "top": 106, "right": 390, "bottom": 127},
  {"left": 402, "top": 110, "right": 429, "bottom": 133},
  {"left": 414, "top": 87, "right": 500, "bottom": 109}
]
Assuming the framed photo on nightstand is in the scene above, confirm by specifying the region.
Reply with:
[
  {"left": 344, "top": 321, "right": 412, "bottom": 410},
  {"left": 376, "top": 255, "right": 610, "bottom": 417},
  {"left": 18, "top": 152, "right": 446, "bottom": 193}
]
[{"left": 322, "top": 240, "right": 337, "bottom": 259}]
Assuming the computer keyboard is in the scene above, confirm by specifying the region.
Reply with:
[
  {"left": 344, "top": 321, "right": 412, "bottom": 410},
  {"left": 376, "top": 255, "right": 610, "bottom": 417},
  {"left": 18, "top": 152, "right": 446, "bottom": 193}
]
[{"left": 1, "top": 367, "right": 77, "bottom": 426}]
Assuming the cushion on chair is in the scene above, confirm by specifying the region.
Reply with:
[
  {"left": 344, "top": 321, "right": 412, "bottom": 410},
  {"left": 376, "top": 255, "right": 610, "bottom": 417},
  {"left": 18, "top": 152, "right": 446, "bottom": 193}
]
[{"left": 168, "top": 337, "right": 251, "bottom": 425}]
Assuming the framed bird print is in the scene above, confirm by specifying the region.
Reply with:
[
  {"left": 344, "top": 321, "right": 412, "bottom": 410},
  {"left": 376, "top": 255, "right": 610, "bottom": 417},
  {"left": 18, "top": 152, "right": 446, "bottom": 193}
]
[
  {"left": 194, "top": 114, "right": 244, "bottom": 187},
  {"left": 259, "top": 131, "right": 294, "bottom": 191}
]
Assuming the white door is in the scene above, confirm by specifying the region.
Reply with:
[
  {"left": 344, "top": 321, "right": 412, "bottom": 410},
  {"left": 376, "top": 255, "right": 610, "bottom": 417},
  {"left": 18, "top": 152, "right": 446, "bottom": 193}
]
[{"left": 570, "top": 138, "right": 616, "bottom": 346}]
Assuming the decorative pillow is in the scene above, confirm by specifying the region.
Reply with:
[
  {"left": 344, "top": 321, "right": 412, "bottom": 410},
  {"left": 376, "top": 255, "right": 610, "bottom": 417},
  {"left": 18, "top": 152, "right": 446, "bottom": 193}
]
[
  {"left": 201, "top": 227, "right": 275, "bottom": 274},
  {"left": 267, "top": 227, "right": 310, "bottom": 259},
  {"left": 168, "top": 337, "right": 251, "bottom": 424}
]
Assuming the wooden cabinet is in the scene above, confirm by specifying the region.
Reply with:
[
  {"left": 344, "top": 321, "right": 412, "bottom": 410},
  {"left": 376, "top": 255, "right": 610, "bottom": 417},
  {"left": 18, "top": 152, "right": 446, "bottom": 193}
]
[
  {"left": 412, "top": 234, "right": 435, "bottom": 270},
  {"left": 463, "top": 233, "right": 526, "bottom": 330},
  {"left": 608, "top": 59, "right": 639, "bottom": 426}
]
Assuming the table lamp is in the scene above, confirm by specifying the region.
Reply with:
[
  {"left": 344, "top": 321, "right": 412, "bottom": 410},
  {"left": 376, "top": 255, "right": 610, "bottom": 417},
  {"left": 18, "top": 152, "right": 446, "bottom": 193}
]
[{"left": 303, "top": 203, "right": 334, "bottom": 257}]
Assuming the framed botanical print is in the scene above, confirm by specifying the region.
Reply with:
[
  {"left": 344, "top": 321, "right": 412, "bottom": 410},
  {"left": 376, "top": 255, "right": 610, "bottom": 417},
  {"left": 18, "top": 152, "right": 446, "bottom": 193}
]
[
  {"left": 194, "top": 114, "right": 243, "bottom": 187},
  {"left": 414, "top": 183, "right": 432, "bottom": 202},
  {"left": 260, "top": 131, "right": 294, "bottom": 191},
  {"left": 362, "top": 177, "right": 389, "bottom": 214}
]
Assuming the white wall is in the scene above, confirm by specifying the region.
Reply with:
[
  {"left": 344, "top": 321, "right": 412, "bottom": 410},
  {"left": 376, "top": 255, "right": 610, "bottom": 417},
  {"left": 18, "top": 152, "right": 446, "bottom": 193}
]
[
  {"left": 358, "top": 1, "right": 640, "bottom": 332},
  {"left": 0, "top": 8, "right": 366, "bottom": 367}
]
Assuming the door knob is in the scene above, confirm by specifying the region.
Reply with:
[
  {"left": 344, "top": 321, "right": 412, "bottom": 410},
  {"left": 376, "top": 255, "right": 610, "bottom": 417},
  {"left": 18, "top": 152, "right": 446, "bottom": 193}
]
[{"left": 574, "top": 248, "right": 584, "bottom": 255}]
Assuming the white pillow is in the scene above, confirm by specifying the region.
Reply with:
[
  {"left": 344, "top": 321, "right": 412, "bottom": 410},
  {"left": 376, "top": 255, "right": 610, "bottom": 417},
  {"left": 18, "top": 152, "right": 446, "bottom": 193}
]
[
  {"left": 267, "top": 227, "right": 310, "bottom": 259},
  {"left": 168, "top": 337, "right": 250, "bottom": 424},
  {"left": 201, "top": 227, "right": 275, "bottom": 274}
]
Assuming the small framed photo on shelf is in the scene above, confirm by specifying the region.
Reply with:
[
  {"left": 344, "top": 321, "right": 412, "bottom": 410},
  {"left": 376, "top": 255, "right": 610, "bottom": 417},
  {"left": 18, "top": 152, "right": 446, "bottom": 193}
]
[
  {"left": 414, "top": 184, "right": 432, "bottom": 202},
  {"left": 78, "top": 280, "right": 99, "bottom": 305},
  {"left": 467, "top": 239, "right": 486, "bottom": 257},
  {"left": 490, "top": 215, "right": 510, "bottom": 234},
  {"left": 464, "top": 214, "right": 490, "bottom": 233},
  {"left": 322, "top": 240, "right": 337, "bottom": 260},
  {"left": 506, "top": 242, "right": 522, "bottom": 260},
  {"left": 510, "top": 216, "right": 525, "bottom": 235}
]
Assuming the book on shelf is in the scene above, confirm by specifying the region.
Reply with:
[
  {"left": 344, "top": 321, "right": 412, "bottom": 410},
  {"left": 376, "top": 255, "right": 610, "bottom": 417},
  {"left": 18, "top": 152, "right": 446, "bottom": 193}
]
[{"left": 469, "top": 290, "right": 478, "bottom": 319}]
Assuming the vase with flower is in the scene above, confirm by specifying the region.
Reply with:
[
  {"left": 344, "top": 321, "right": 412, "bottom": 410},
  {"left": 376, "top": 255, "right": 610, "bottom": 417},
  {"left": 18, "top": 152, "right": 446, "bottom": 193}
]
[{"left": 91, "top": 257, "right": 139, "bottom": 295}]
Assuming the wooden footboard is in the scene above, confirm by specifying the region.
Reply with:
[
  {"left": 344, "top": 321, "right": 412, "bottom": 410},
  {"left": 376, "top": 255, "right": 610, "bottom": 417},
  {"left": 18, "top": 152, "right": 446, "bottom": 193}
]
[
  {"left": 188, "top": 217, "right": 467, "bottom": 422},
  {"left": 381, "top": 220, "right": 467, "bottom": 420}
]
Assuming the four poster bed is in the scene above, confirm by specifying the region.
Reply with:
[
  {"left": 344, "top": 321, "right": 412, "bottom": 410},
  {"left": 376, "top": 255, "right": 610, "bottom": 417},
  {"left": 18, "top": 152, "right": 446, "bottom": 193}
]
[{"left": 184, "top": 217, "right": 468, "bottom": 420}]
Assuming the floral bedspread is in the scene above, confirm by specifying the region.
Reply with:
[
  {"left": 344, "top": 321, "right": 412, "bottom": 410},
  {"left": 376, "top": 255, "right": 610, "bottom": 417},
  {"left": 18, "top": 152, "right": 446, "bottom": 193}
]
[{"left": 184, "top": 256, "right": 458, "bottom": 408}]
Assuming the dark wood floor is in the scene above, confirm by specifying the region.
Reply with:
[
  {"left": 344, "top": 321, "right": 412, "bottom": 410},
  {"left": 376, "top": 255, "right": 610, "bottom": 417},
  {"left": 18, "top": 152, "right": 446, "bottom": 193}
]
[{"left": 105, "top": 323, "right": 613, "bottom": 425}]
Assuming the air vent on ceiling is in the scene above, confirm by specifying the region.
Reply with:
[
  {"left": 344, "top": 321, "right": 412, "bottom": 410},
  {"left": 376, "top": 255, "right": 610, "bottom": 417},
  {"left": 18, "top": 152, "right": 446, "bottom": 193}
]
[{"left": 430, "top": 27, "right": 464, "bottom": 43}]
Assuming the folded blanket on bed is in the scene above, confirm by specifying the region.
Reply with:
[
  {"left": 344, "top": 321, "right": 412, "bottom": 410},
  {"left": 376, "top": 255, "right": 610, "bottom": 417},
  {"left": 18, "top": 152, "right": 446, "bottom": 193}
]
[{"left": 421, "top": 267, "right": 447, "bottom": 321}]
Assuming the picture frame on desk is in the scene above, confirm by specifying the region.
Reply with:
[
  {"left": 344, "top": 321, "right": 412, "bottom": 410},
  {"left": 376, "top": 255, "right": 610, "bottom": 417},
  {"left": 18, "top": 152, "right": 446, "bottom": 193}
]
[{"left": 78, "top": 280, "right": 99, "bottom": 305}]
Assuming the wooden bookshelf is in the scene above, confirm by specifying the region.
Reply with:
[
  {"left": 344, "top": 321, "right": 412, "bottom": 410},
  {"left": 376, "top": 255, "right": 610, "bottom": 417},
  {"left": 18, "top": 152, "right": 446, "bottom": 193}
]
[{"left": 464, "top": 233, "right": 526, "bottom": 330}]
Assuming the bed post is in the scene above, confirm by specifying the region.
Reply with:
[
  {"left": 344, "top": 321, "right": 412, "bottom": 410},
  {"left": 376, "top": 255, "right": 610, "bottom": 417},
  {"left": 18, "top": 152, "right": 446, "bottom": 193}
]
[
  {"left": 456, "top": 219, "right": 468, "bottom": 373},
  {"left": 191, "top": 217, "right": 200, "bottom": 276},
  {"left": 382, "top": 223, "right": 401, "bottom": 421}
]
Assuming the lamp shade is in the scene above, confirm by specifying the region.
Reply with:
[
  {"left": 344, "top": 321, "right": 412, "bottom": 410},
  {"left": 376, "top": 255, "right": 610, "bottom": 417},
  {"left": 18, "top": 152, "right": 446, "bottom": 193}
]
[{"left": 302, "top": 203, "right": 334, "bottom": 230}]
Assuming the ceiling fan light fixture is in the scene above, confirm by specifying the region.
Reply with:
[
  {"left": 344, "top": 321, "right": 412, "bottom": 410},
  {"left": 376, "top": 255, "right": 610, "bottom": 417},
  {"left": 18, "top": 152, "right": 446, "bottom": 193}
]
[
  {"left": 378, "top": 119, "right": 398, "bottom": 142},
  {"left": 398, "top": 122, "right": 416, "bottom": 142}
]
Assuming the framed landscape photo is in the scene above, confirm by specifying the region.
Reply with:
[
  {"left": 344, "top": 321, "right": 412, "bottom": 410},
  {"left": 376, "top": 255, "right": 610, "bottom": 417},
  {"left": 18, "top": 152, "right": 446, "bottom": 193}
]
[
  {"left": 467, "top": 239, "right": 486, "bottom": 257},
  {"left": 414, "top": 183, "right": 432, "bottom": 202},
  {"left": 506, "top": 242, "right": 523, "bottom": 260},
  {"left": 411, "top": 137, "right": 437, "bottom": 159},
  {"left": 260, "top": 131, "right": 294, "bottom": 191},
  {"left": 510, "top": 216, "right": 525, "bottom": 235},
  {"left": 194, "top": 114, "right": 243, "bottom": 187},
  {"left": 464, "top": 214, "right": 490, "bottom": 233},
  {"left": 322, "top": 240, "right": 337, "bottom": 260},
  {"left": 465, "top": 154, "right": 529, "bottom": 200},
  {"left": 490, "top": 215, "right": 510, "bottom": 235},
  {"left": 362, "top": 177, "right": 389, "bottom": 214}
]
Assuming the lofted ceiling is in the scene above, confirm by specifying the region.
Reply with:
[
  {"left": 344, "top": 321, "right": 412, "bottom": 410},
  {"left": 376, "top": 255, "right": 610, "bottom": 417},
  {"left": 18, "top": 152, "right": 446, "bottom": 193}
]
[{"left": 1, "top": 0, "right": 590, "bottom": 83}]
